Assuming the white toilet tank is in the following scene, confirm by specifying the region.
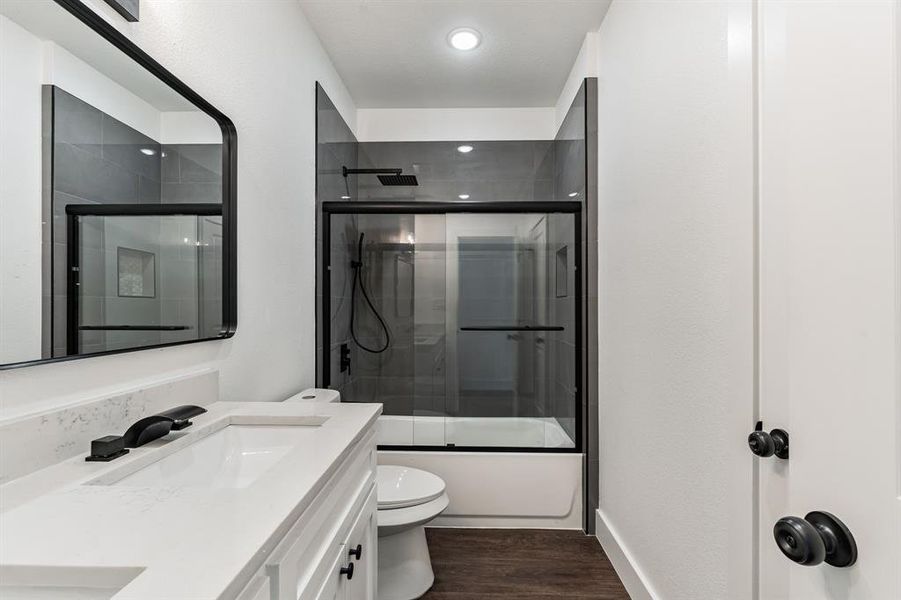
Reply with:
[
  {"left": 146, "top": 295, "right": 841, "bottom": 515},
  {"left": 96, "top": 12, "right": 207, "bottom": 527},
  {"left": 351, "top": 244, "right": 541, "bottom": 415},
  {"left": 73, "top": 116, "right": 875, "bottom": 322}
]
[{"left": 283, "top": 388, "right": 341, "bottom": 403}]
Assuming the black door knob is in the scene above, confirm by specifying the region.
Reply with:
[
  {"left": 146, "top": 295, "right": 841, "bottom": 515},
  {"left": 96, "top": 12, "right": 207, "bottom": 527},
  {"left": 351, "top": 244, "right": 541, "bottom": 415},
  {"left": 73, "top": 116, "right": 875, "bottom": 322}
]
[
  {"left": 773, "top": 511, "right": 857, "bottom": 567},
  {"left": 748, "top": 421, "right": 789, "bottom": 459},
  {"left": 340, "top": 562, "right": 355, "bottom": 580},
  {"left": 348, "top": 544, "right": 363, "bottom": 560}
]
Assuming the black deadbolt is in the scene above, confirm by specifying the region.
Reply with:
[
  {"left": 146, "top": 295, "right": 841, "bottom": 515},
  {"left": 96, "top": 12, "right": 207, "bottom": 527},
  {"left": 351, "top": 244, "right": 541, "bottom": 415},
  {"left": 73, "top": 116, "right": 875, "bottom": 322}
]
[
  {"left": 773, "top": 511, "right": 857, "bottom": 568},
  {"left": 748, "top": 421, "right": 789, "bottom": 459},
  {"left": 349, "top": 544, "right": 363, "bottom": 560}
]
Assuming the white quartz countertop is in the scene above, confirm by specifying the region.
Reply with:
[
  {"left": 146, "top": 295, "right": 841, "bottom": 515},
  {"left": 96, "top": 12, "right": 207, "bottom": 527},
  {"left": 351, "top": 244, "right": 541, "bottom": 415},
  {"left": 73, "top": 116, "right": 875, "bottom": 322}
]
[{"left": 0, "top": 400, "right": 382, "bottom": 600}]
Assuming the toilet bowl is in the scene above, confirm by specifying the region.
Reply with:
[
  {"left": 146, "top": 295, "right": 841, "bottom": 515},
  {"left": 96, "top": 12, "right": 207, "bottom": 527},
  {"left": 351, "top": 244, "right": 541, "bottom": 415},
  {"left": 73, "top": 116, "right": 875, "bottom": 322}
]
[{"left": 377, "top": 465, "right": 449, "bottom": 600}]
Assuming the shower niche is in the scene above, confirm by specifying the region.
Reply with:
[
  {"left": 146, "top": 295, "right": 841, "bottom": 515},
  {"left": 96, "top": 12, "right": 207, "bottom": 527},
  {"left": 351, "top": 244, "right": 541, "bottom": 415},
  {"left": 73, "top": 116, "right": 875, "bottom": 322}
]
[{"left": 322, "top": 203, "right": 580, "bottom": 452}]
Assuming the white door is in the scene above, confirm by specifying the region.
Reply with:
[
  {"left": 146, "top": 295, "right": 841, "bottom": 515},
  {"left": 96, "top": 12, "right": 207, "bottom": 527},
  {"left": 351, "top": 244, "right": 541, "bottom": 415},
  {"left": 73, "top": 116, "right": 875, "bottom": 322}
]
[{"left": 758, "top": 1, "right": 901, "bottom": 598}]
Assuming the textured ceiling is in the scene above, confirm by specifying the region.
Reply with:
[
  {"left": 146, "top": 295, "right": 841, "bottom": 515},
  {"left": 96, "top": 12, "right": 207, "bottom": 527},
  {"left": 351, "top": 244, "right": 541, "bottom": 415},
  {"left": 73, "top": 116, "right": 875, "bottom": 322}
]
[{"left": 299, "top": 0, "right": 611, "bottom": 109}]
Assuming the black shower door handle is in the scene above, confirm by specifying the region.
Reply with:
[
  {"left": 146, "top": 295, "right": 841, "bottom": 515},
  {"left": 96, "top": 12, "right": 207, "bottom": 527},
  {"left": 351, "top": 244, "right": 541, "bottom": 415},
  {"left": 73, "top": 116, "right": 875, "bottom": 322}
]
[{"left": 459, "top": 325, "right": 565, "bottom": 331}]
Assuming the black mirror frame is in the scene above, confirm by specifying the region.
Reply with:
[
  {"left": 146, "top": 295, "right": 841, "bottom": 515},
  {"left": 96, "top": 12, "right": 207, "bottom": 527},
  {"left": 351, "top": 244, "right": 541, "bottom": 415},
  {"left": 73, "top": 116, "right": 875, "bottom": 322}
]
[{"left": 0, "top": 0, "right": 237, "bottom": 370}]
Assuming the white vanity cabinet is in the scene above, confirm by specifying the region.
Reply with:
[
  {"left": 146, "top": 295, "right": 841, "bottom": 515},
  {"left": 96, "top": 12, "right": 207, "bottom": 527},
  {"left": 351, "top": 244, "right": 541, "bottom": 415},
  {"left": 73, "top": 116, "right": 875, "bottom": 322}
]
[
  {"left": 237, "top": 430, "right": 378, "bottom": 600},
  {"left": 343, "top": 485, "right": 377, "bottom": 600}
]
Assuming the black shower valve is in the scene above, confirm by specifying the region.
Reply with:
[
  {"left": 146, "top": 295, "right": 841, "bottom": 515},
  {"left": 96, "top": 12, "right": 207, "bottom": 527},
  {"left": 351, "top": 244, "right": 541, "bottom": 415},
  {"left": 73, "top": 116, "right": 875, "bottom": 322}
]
[
  {"left": 748, "top": 421, "right": 789, "bottom": 459},
  {"left": 340, "top": 343, "right": 351, "bottom": 373}
]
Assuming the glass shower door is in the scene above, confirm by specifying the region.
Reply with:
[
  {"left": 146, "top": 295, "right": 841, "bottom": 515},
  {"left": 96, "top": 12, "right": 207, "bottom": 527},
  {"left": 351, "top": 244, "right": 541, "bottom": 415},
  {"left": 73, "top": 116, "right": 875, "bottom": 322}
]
[
  {"left": 70, "top": 213, "right": 220, "bottom": 355},
  {"left": 445, "top": 213, "right": 573, "bottom": 448},
  {"left": 328, "top": 213, "right": 448, "bottom": 446},
  {"left": 326, "top": 208, "right": 577, "bottom": 450}
]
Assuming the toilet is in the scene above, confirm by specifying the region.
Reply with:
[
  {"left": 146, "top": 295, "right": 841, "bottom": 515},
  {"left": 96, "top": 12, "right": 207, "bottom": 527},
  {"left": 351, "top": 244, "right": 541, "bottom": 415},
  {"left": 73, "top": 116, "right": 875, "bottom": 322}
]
[
  {"left": 377, "top": 465, "right": 449, "bottom": 600},
  {"left": 285, "top": 389, "right": 449, "bottom": 600}
]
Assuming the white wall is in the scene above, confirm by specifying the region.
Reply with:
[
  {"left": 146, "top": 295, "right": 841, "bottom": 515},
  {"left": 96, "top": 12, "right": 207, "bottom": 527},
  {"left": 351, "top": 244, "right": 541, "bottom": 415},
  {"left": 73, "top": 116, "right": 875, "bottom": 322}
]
[
  {"left": 356, "top": 107, "right": 556, "bottom": 142},
  {"left": 0, "top": 0, "right": 356, "bottom": 417},
  {"left": 555, "top": 32, "right": 599, "bottom": 130},
  {"left": 44, "top": 40, "right": 162, "bottom": 140},
  {"left": 594, "top": 1, "right": 756, "bottom": 599},
  {"left": 0, "top": 15, "right": 43, "bottom": 365},
  {"left": 159, "top": 111, "right": 221, "bottom": 145}
]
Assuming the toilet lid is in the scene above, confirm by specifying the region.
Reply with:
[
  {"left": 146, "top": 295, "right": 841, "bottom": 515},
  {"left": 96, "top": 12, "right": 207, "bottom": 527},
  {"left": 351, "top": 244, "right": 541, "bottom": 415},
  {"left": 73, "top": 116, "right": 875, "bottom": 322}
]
[{"left": 377, "top": 465, "right": 446, "bottom": 509}]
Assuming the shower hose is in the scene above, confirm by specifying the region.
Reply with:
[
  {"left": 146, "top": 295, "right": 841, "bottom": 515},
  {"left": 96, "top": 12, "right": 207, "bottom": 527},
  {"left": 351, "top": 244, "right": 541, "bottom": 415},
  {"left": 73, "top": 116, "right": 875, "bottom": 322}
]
[{"left": 350, "top": 232, "right": 390, "bottom": 353}]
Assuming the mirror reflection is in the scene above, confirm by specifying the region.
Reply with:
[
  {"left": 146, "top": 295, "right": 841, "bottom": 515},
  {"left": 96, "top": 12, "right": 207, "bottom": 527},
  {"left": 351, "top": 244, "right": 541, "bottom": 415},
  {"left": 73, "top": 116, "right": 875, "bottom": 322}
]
[{"left": 0, "top": 0, "right": 228, "bottom": 366}]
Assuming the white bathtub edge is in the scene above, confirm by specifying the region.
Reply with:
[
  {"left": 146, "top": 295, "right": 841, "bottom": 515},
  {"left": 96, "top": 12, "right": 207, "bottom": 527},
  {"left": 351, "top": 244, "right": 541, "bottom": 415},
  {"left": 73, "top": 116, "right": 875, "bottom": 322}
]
[{"left": 379, "top": 450, "right": 583, "bottom": 529}]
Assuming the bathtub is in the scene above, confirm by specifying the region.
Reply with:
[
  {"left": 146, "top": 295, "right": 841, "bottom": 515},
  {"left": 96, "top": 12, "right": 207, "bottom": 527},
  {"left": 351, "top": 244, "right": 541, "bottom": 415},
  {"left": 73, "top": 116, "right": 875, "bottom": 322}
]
[
  {"left": 376, "top": 414, "right": 582, "bottom": 529},
  {"left": 376, "top": 414, "right": 575, "bottom": 449},
  {"left": 287, "top": 392, "right": 583, "bottom": 528}
]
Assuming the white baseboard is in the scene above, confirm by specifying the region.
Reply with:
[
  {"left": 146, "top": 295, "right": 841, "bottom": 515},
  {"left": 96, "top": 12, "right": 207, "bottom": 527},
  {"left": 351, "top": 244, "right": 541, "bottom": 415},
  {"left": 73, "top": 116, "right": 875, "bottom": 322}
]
[
  {"left": 429, "top": 516, "right": 582, "bottom": 529},
  {"left": 595, "top": 508, "right": 659, "bottom": 600}
]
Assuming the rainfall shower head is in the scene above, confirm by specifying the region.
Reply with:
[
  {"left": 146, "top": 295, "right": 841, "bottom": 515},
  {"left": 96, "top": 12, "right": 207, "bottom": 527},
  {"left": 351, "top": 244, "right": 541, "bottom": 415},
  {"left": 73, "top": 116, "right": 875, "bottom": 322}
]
[
  {"left": 342, "top": 166, "right": 419, "bottom": 186},
  {"left": 377, "top": 173, "right": 419, "bottom": 186}
]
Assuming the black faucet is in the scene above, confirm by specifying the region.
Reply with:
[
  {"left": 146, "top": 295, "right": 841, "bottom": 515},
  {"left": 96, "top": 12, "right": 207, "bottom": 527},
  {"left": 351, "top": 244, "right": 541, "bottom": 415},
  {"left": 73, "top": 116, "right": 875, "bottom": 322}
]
[{"left": 86, "top": 405, "right": 207, "bottom": 462}]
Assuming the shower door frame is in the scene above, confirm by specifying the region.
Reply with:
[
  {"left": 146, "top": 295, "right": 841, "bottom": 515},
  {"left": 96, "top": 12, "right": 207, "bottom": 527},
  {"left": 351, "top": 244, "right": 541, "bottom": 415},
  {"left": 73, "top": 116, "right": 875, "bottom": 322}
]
[{"left": 319, "top": 200, "right": 583, "bottom": 455}]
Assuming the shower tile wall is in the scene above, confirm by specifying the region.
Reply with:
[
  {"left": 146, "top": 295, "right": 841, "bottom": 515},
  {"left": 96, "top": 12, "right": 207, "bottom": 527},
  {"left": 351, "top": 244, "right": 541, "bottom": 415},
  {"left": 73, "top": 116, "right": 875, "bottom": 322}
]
[
  {"left": 357, "top": 141, "right": 555, "bottom": 202},
  {"left": 48, "top": 86, "right": 161, "bottom": 356},
  {"left": 161, "top": 144, "right": 222, "bottom": 204},
  {"left": 316, "top": 83, "right": 359, "bottom": 393}
]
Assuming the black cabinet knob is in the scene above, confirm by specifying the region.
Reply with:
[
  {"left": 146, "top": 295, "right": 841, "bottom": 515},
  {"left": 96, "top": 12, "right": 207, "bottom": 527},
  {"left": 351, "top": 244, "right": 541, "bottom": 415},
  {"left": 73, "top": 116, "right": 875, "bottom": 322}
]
[
  {"left": 348, "top": 544, "right": 363, "bottom": 560},
  {"left": 748, "top": 421, "right": 789, "bottom": 459},
  {"left": 340, "top": 562, "right": 354, "bottom": 580},
  {"left": 773, "top": 511, "right": 857, "bottom": 568}
]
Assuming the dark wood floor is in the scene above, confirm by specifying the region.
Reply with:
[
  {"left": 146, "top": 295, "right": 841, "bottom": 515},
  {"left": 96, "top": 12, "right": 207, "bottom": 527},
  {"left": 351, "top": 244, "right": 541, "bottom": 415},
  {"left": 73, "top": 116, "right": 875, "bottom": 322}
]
[{"left": 421, "top": 528, "right": 630, "bottom": 600}]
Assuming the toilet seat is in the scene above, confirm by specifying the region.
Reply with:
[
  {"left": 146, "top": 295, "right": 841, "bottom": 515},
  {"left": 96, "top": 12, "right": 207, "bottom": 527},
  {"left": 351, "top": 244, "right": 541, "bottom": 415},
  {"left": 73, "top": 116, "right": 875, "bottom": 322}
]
[
  {"left": 377, "top": 465, "right": 446, "bottom": 509},
  {"left": 377, "top": 492, "right": 449, "bottom": 536}
]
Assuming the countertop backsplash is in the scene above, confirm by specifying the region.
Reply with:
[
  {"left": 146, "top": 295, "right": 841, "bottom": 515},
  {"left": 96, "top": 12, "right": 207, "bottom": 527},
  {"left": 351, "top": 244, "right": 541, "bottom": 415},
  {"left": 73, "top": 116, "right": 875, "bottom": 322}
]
[{"left": 0, "top": 369, "right": 218, "bottom": 484}]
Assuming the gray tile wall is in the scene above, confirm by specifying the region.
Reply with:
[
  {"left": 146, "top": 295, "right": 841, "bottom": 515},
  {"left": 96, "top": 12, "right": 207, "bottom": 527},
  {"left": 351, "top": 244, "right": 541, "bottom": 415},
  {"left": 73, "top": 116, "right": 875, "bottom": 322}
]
[
  {"left": 50, "top": 87, "right": 162, "bottom": 356},
  {"left": 161, "top": 144, "right": 222, "bottom": 204},
  {"left": 356, "top": 141, "right": 555, "bottom": 202},
  {"left": 316, "top": 83, "right": 359, "bottom": 393}
]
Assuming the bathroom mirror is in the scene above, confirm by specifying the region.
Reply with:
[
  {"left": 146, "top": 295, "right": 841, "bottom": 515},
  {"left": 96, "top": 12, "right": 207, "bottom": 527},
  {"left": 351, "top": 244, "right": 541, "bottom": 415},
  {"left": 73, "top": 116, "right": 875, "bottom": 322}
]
[{"left": 0, "top": 0, "right": 236, "bottom": 369}]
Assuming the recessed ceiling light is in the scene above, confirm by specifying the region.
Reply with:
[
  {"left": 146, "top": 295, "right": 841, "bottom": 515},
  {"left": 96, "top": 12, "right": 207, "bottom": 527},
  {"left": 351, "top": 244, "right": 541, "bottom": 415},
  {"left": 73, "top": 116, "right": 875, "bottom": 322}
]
[
  {"left": 458, "top": 194, "right": 471, "bottom": 200},
  {"left": 448, "top": 27, "right": 481, "bottom": 51},
  {"left": 568, "top": 192, "right": 579, "bottom": 198},
  {"left": 341, "top": 195, "right": 351, "bottom": 200},
  {"left": 140, "top": 148, "right": 156, "bottom": 156},
  {"left": 457, "top": 144, "right": 474, "bottom": 154}
]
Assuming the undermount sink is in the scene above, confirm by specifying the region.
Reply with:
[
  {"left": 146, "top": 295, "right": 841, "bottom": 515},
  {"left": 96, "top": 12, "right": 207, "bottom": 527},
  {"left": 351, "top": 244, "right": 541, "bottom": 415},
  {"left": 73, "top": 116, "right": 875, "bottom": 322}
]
[
  {"left": 0, "top": 565, "right": 144, "bottom": 600},
  {"left": 101, "top": 416, "right": 328, "bottom": 489}
]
